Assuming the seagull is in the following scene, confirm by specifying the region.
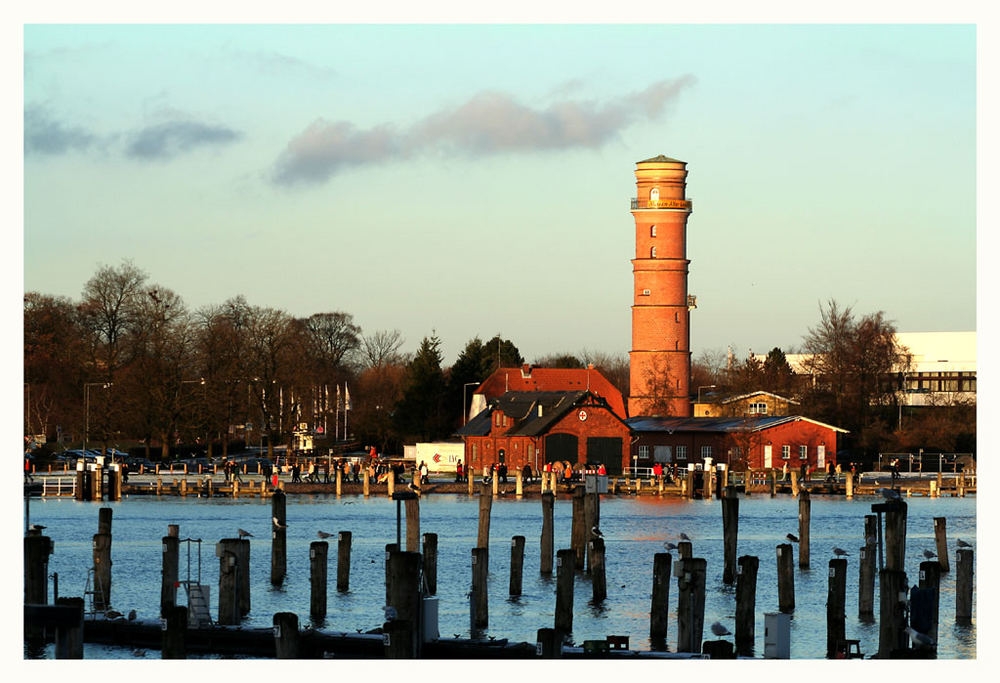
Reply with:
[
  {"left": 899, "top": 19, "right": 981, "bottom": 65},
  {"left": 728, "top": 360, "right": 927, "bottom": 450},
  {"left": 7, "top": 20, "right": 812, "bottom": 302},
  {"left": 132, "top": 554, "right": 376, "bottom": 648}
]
[
  {"left": 591, "top": 526, "right": 604, "bottom": 538},
  {"left": 710, "top": 621, "right": 732, "bottom": 637},
  {"left": 923, "top": 549, "right": 937, "bottom": 560},
  {"left": 679, "top": 533, "right": 691, "bottom": 541},
  {"left": 786, "top": 533, "right": 799, "bottom": 543},
  {"left": 905, "top": 627, "right": 935, "bottom": 647},
  {"left": 957, "top": 539, "right": 972, "bottom": 548},
  {"left": 29, "top": 524, "right": 46, "bottom": 531},
  {"left": 408, "top": 482, "right": 421, "bottom": 493},
  {"left": 128, "top": 609, "right": 137, "bottom": 621},
  {"left": 832, "top": 547, "right": 850, "bottom": 558},
  {"left": 272, "top": 516, "right": 287, "bottom": 529},
  {"left": 664, "top": 542, "right": 678, "bottom": 551},
  {"left": 238, "top": 528, "right": 253, "bottom": 539},
  {"left": 879, "top": 488, "right": 901, "bottom": 501},
  {"left": 105, "top": 610, "right": 124, "bottom": 620},
  {"left": 317, "top": 531, "right": 333, "bottom": 539}
]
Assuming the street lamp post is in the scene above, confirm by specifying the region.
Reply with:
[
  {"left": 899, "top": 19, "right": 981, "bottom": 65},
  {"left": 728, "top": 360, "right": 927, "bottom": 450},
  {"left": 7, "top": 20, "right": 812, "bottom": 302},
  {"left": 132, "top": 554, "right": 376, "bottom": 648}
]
[
  {"left": 84, "top": 382, "right": 111, "bottom": 454},
  {"left": 462, "top": 382, "right": 480, "bottom": 425}
]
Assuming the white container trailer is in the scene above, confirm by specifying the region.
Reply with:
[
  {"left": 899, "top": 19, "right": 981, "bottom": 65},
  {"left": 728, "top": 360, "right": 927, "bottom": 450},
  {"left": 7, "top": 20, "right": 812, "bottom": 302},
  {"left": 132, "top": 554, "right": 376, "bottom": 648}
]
[{"left": 413, "top": 441, "right": 465, "bottom": 473}]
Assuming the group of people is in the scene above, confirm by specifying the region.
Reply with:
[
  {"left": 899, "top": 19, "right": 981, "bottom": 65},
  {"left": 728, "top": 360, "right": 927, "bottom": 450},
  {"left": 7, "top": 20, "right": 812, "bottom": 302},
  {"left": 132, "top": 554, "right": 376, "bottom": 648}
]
[{"left": 288, "top": 457, "right": 362, "bottom": 484}]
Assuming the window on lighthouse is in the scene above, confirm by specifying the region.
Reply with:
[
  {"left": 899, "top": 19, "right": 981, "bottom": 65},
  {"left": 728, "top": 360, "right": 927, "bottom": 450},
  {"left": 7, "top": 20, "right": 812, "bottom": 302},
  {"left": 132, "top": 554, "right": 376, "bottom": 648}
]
[
  {"left": 650, "top": 246, "right": 657, "bottom": 258},
  {"left": 650, "top": 188, "right": 660, "bottom": 202},
  {"left": 650, "top": 225, "right": 657, "bottom": 237}
]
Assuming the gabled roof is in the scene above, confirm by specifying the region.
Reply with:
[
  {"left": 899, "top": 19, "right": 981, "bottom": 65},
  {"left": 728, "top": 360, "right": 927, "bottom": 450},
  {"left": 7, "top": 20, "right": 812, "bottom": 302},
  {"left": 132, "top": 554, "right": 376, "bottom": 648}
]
[
  {"left": 715, "top": 390, "right": 799, "bottom": 406},
  {"left": 475, "top": 365, "right": 626, "bottom": 418},
  {"left": 626, "top": 415, "right": 848, "bottom": 434},
  {"left": 456, "top": 390, "right": 628, "bottom": 438}
]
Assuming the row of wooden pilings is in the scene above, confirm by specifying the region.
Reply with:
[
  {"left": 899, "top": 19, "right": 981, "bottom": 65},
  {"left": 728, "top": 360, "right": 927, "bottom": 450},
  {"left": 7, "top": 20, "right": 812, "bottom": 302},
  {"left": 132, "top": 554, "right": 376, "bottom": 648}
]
[{"left": 25, "top": 483, "right": 975, "bottom": 659}]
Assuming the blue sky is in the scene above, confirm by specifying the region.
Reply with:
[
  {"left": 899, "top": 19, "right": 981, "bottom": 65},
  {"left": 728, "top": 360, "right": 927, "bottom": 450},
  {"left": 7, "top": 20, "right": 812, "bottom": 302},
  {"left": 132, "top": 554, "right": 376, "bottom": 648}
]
[{"left": 20, "top": 20, "right": 979, "bottom": 366}]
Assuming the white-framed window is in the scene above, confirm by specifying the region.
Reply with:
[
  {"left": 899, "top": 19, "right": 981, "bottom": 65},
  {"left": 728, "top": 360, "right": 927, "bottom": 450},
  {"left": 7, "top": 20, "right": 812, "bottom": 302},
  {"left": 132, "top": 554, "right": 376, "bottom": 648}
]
[
  {"left": 781, "top": 445, "right": 791, "bottom": 459},
  {"left": 638, "top": 445, "right": 650, "bottom": 459},
  {"left": 654, "top": 445, "right": 672, "bottom": 463},
  {"left": 700, "top": 445, "right": 712, "bottom": 459},
  {"left": 650, "top": 246, "right": 657, "bottom": 258},
  {"left": 748, "top": 402, "right": 768, "bottom": 414},
  {"left": 650, "top": 225, "right": 657, "bottom": 237},
  {"left": 676, "top": 445, "right": 687, "bottom": 460},
  {"left": 799, "top": 445, "right": 807, "bottom": 460}
]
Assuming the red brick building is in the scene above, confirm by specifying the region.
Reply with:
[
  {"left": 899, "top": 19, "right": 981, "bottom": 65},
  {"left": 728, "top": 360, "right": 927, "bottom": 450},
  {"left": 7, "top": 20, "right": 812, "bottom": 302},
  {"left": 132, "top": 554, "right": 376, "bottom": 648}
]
[
  {"left": 469, "top": 364, "right": 626, "bottom": 421},
  {"left": 457, "top": 390, "right": 632, "bottom": 475},
  {"left": 627, "top": 415, "right": 847, "bottom": 472}
]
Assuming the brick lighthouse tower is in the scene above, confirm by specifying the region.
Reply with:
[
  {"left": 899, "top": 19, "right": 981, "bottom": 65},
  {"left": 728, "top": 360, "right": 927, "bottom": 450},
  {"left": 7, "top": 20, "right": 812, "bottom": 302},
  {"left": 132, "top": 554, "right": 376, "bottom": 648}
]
[{"left": 628, "top": 155, "right": 693, "bottom": 417}]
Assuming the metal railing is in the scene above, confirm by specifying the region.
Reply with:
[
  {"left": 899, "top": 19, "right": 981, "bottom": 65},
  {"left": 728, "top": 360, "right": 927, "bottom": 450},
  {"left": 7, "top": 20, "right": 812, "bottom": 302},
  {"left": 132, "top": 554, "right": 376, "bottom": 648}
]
[
  {"left": 877, "top": 452, "right": 975, "bottom": 475},
  {"left": 41, "top": 477, "right": 76, "bottom": 497}
]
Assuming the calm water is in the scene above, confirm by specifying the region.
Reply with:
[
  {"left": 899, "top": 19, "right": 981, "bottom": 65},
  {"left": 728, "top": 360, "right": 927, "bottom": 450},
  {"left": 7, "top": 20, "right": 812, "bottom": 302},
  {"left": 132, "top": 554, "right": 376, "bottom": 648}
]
[{"left": 24, "top": 490, "right": 977, "bottom": 659}]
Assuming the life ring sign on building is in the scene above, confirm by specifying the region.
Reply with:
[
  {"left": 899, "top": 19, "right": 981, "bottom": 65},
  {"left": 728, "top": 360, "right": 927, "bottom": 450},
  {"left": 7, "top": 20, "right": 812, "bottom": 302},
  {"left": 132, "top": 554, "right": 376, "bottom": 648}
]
[{"left": 578, "top": 410, "right": 588, "bottom": 422}]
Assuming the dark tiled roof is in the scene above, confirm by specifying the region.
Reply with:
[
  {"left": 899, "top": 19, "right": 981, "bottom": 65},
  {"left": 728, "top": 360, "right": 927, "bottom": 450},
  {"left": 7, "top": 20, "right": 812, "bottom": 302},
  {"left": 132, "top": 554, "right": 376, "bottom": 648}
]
[
  {"left": 455, "top": 390, "right": 613, "bottom": 438},
  {"left": 637, "top": 154, "right": 685, "bottom": 164},
  {"left": 626, "top": 415, "right": 848, "bottom": 434}
]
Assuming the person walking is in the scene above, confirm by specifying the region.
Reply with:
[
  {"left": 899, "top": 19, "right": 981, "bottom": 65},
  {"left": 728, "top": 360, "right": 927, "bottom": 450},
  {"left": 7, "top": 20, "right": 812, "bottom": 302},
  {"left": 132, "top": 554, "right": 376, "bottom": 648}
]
[
  {"left": 523, "top": 463, "right": 532, "bottom": 483},
  {"left": 25, "top": 454, "right": 34, "bottom": 482},
  {"left": 456, "top": 460, "right": 464, "bottom": 483}
]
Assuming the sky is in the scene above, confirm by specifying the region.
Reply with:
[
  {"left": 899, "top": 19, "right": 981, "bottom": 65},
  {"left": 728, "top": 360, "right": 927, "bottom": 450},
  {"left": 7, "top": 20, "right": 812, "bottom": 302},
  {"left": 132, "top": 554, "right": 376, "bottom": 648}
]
[{"left": 18, "top": 14, "right": 982, "bottom": 367}]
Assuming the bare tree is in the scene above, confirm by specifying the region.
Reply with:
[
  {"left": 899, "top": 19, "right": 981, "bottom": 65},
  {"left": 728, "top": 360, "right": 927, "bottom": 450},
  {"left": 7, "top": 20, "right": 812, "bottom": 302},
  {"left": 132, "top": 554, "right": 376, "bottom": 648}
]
[
  {"left": 362, "top": 329, "right": 406, "bottom": 368},
  {"left": 77, "top": 260, "right": 147, "bottom": 380}
]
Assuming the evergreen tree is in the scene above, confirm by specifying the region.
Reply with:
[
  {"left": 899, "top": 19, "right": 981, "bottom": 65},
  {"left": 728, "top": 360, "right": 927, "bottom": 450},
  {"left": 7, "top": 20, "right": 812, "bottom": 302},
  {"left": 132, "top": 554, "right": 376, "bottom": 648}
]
[{"left": 394, "top": 334, "right": 450, "bottom": 441}]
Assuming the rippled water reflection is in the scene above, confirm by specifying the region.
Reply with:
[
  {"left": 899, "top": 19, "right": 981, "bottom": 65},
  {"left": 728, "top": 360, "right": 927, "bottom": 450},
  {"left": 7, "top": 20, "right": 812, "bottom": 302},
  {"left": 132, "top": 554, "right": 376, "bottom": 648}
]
[{"left": 25, "top": 492, "right": 976, "bottom": 659}]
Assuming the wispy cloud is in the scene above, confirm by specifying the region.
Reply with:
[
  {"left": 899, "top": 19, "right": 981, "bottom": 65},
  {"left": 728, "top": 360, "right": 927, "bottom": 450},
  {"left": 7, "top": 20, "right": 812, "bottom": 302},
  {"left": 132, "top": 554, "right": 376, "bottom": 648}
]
[
  {"left": 126, "top": 120, "right": 243, "bottom": 160},
  {"left": 235, "top": 49, "right": 337, "bottom": 81},
  {"left": 24, "top": 106, "right": 100, "bottom": 155},
  {"left": 271, "top": 77, "right": 695, "bottom": 186}
]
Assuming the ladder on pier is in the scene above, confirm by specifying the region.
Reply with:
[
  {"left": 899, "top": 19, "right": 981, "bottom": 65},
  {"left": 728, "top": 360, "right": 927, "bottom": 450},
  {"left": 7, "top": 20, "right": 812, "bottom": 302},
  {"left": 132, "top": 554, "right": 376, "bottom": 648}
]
[{"left": 179, "top": 537, "right": 213, "bottom": 628}]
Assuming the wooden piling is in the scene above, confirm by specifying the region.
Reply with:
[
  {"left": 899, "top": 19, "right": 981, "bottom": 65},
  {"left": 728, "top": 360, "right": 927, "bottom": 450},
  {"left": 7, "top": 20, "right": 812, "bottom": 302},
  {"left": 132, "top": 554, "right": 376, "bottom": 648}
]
[
  {"left": 846, "top": 470, "right": 854, "bottom": 498},
  {"left": 53, "top": 597, "right": 84, "bottom": 659},
  {"left": 540, "top": 491, "right": 554, "bottom": 575},
  {"left": 877, "top": 569, "right": 909, "bottom": 658},
  {"left": 703, "top": 466, "right": 713, "bottom": 500},
  {"left": 384, "top": 543, "right": 398, "bottom": 606},
  {"left": 336, "top": 531, "right": 352, "bottom": 593},
  {"left": 735, "top": 555, "right": 759, "bottom": 657},
  {"left": 471, "top": 547, "right": 489, "bottom": 631},
  {"left": 956, "top": 547, "right": 974, "bottom": 624},
  {"left": 678, "top": 540, "right": 692, "bottom": 560},
  {"left": 336, "top": 467, "right": 342, "bottom": 496},
  {"left": 98, "top": 506, "right": 113, "bottom": 534},
  {"left": 584, "top": 490, "right": 600, "bottom": 572},
  {"left": 590, "top": 537, "right": 607, "bottom": 603},
  {"left": 554, "top": 549, "right": 576, "bottom": 641},
  {"left": 676, "top": 557, "right": 707, "bottom": 653},
  {"left": 216, "top": 538, "right": 249, "bottom": 624},
  {"left": 571, "top": 486, "right": 586, "bottom": 569},
  {"left": 161, "top": 530, "right": 180, "bottom": 616},
  {"left": 363, "top": 466, "right": 370, "bottom": 497},
  {"left": 536, "top": 627, "right": 559, "bottom": 658},
  {"left": 387, "top": 550, "right": 423, "bottom": 657},
  {"left": 515, "top": 468, "right": 523, "bottom": 497},
  {"left": 686, "top": 469, "right": 696, "bottom": 499},
  {"left": 826, "top": 558, "right": 847, "bottom": 658},
  {"left": 422, "top": 533, "right": 437, "bottom": 595},
  {"left": 387, "top": 472, "right": 395, "bottom": 498},
  {"left": 107, "top": 465, "right": 122, "bottom": 501},
  {"left": 790, "top": 470, "right": 799, "bottom": 497},
  {"left": 92, "top": 530, "right": 112, "bottom": 611},
  {"left": 859, "top": 544, "right": 876, "bottom": 619},
  {"left": 649, "top": 552, "right": 672, "bottom": 645},
  {"left": 722, "top": 487, "right": 739, "bottom": 584},
  {"left": 271, "top": 489, "right": 287, "bottom": 585},
  {"left": 777, "top": 543, "right": 795, "bottom": 613},
  {"left": 161, "top": 605, "right": 187, "bottom": 659},
  {"left": 769, "top": 469, "right": 776, "bottom": 498},
  {"left": 24, "top": 534, "right": 53, "bottom": 605},
  {"left": 310, "top": 540, "right": 328, "bottom": 618},
  {"left": 917, "top": 560, "right": 941, "bottom": 654},
  {"left": 492, "top": 471, "right": 499, "bottom": 497},
  {"left": 510, "top": 535, "right": 526, "bottom": 596},
  {"left": 884, "top": 501, "right": 908, "bottom": 571},
  {"left": 273, "top": 612, "right": 300, "bottom": 659},
  {"left": 468, "top": 469, "right": 475, "bottom": 496},
  {"left": 798, "top": 488, "right": 811, "bottom": 569},
  {"left": 933, "top": 518, "right": 950, "bottom": 572},
  {"left": 477, "top": 481, "right": 493, "bottom": 550}
]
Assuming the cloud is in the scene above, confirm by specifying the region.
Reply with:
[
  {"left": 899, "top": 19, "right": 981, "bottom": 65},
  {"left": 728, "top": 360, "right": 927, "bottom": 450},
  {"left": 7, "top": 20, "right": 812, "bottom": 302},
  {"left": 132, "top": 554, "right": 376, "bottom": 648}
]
[
  {"left": 24, "top": 106, "right": 99, "bottom": 155},
  {"left": 271, "top": 76, "right": 695, "bottom": 186},
  {"left": 126, "top": 120, "right": 243, "bottom": 160}
]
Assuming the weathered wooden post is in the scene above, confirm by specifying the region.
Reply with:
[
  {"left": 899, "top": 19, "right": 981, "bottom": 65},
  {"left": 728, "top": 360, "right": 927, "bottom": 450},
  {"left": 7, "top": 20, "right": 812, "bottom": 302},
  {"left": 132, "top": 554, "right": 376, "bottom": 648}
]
[
  {"left": 884, "top": 499, "right": 908, "bottom": 571},
  {"left": 161, "top": 525, "right": 180, "bottom": 616},
  {"left": 363, "top": 466, "right": 370, "bottom": 497},
  {"left": 405, "top": 497, "right": 420, "bottom": 552},
  {"left": 826, "top": 558, "right": 847, "bottom": 658},
  {"left": 540, "top": 491, "right": 554, "bottom": 575},
  {"left": 510, "top": 535, "right": 526, "bottom": 596},
  {"left": 216, "top": 538, "right": 242, "bottom": 624},
  {"left": 590, "top": 537, "right": 607, "bottom": 602},
  {"left": 735, "top": 555, "right": 758, "bottom": 657},
  {"left": 722, "top": 486, "right": 739, "bottom": 584},
  {"left": 492, "top": 470, "right": 499, "bottom": 497},
  {"left": 554, "top": 549, "right": 576, "bottom": 642},
  {"left": 93, "top": 508, "right": 113, "bottom": 611},
  {"left": 471, "top": 547, "right": 489, "bottom": 631},
  {"left": 877, "top": 568, "right": 909, "bottom": 658},
  {"left": 933, "top": 518, "right": 950, "bottom": 572},
  {"left": 386, "top": 550, "right": 422, "bottom": 658},
  {"left": 956, "top": 547, "right": 974, "bottom": 624},
  {"left": 676, "top": 557, "right": 707, "bottom": 653},
  {"left": 422, "top": 532, "right": 437, "bottom": 595},
  {"left": 468, "top": 469, "right": 475, "bottom": 496},
  {"left": 571, "top": 486, "right": 586, "bottom": 569},
  {"left": 384, "top": 542, "right": 398, "bottom": 606},
  {"left": 916, "top": 560, "right": 941, "bottom": 654},
  {"left": 777, "top": 543, "right": 795, "bottom": 613},
  {"left": 335, "top": 531, "right": 352, "bottom": 593},
  {"left": 334, "top": 466, "right": 342, "bottom": 496},
  {"left": 24, "top": 532, "right": 53, "bottom": 614},
  {"left": 273, "top": 612, "right": 300, "bottom": 659},
  {"left": 846, "top": 469, "right": 854, "bottom": 498},
  {"left": 790, "top": 470, "right": 799, "bottom": 497},
  {"left": 107, "top": 464, "right": 122, "bottom": 501},
  {"left": 584, "top": 489, "right": 600, "bottom": 572},
  {"left": 703, "top": 465, "right": 713, "bottom": 500},
  {"left": 515, "top": 468, "right": 523, "bottom": 497},
  {"left": 798, "top": 488, "right": 811, "bottom": 569},
  {"left": 477, "top": 481, "right": 493, "bottom": 550},
  {"left": 678, "top": 540, "right": 693, "bottom": 560},
  {"left": 769, "top": 468, "right": 776, "bottom": 498},
  {"left": 75, "top": 462, "right": 88, "bottom": 501},
  {"left": 53, "top": 597, "right": 84, "bottom": 659},
  {"left": 310, "top": 540, "right": 328, "bottom": 619},
  {"left": 536, "top": 627, "right": 559, "bottom": 658},
  {"left": 859, "top": 520, "right": 877, "bottom": 620},
  {"left": 686, "top": 468, "right": 696, "bottom": 499},
  {"left": 387, "top": 472, "right": 395, "bottom": 498},
  {"left": 161, "top": 605, "right": 187, "bottom": 659},
  {"left": 271, "top": 489, "right": 286, "bottom": 585},
  {"left": 649, "top": 552, "right": 672, "bottom": 646}
]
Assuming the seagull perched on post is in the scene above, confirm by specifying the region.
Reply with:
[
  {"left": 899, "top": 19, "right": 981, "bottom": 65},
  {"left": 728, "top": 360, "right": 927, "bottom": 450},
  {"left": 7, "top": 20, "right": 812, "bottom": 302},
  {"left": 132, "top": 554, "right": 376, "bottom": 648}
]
[
  {"left": 591, "top": 526, "right": 603, "bottom": 539},
  {"left": 29, "top": 524, "right": 46, "bottom": 532},
  {"left": 879, "top": 488, "right": 901, "bottom": 501},
  {"left": 664, "top": 542, "right": 678, "bottom": 551},
  {"left": 238, "top": 528, "right": 253, "bottom": 539},
  {"left": 272, "top": 516, "right": 287, "bottom": 529},
  {"left": 679, "top": 533, "right": 691, "bottom": 541},
  {"left": 786, "top": 533, "right": 799, "bottom": 543},
  {"left": 922, "top": 549, "right": 937, "bottom": 560},
  {"left": 128, "top": 609, "right": 137, "bottom": 621},
  {"left": 956, "top": 539, "right": 972, "bottom": 548},
  {"left": 905, "top": 627, "right": 936, "bottom": 647},
  {"left": 408, "top": 481, "right": 421, "bottom": 494},
  {"left": 317, "top": 531, "right": 333, "bottom": 539},
  {"left": 710, "top": 621, "right": 732, "bottom": 637},
  {"left": 832, "top": 547, "right": 850, "bottom": 558},
  {"left": 105, "top": 610, "right": 124, "bottom": 620}
]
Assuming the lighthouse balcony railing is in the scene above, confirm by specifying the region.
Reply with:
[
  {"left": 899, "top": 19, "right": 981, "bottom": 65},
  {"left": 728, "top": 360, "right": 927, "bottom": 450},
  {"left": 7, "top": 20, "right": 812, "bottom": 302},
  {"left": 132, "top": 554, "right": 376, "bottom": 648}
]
[{"left": 631, "top": 198, "right": 693, "bottom": 210}]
